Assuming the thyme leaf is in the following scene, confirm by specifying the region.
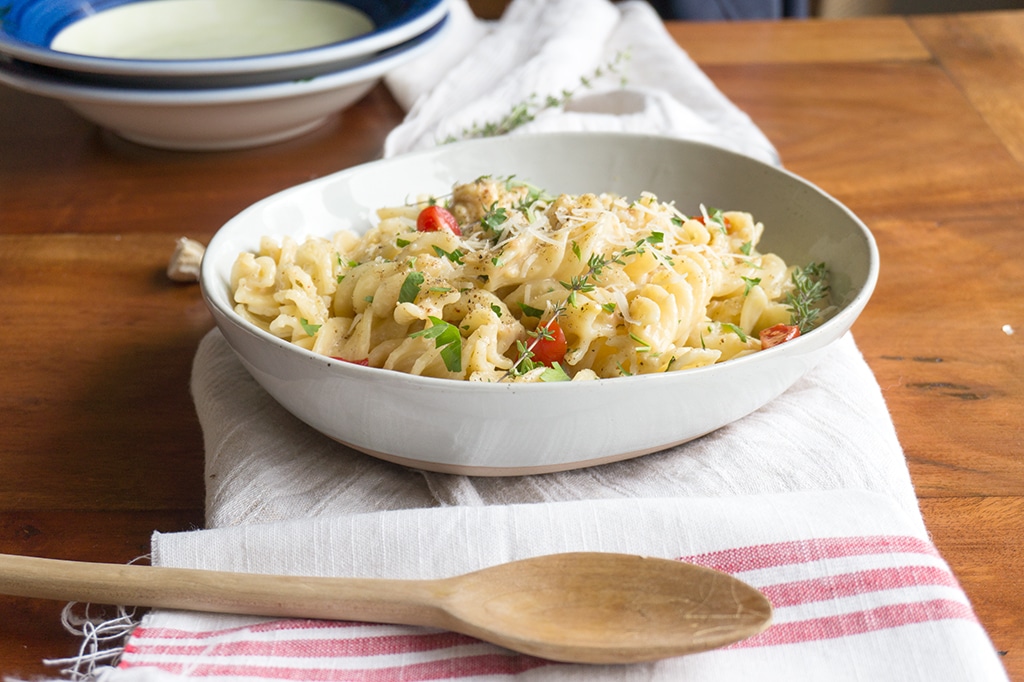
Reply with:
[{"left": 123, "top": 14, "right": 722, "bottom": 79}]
[{"left": 786, "top": 262, "right": 830, "bottom": 332}]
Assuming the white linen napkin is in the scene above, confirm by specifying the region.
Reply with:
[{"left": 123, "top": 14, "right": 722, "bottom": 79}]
[
  {"left": 383, "top": 0, "right": 780, "bottom": 165},
  {"left": 60, "top": 0, "right": 1007, "bottom": 680}
]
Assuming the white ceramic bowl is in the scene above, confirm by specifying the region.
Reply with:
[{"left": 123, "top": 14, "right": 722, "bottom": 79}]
[
  {"left": 0, "top": 17, "right": 446, "bottom": 150},
  {"left": 201, "top": 133, "right": 878, "bottom": 475},
  {"left": 0, "top": 0, "right": 447, "bottom": 86}
]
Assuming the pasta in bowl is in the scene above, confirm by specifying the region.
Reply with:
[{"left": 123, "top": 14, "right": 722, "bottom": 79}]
[
  {"left": 201, "top": 132, "right": 877, "bottom": 475},
  {"left": 231, "top": 177, "right": 829, "bottom": 383}
]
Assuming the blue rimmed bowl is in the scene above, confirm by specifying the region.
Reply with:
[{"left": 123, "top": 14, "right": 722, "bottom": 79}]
[
  {"left": 0, "top": 0, "right": 447, "bottom": 87},
  {"left": 0, "top": 15, "right": 448, "bottom": 149}
]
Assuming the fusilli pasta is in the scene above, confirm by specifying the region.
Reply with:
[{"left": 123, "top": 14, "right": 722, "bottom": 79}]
[{"left": 231, "top": 176, "right": 824, "bottom": 382}]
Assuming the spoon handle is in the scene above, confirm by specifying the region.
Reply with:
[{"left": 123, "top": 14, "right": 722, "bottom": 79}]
[{"left": 0, "top": 552, "right": 447, "bottom": 627}]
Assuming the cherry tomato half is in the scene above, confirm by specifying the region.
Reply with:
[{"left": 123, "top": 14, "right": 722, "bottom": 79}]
[
  {"left": 759, "top": 323, "right": 801, "bottom": 349},
  {"left": 531, "top": 319, "right": 567, "bottom": 366},
  {"left": 416, "top": 205, "right": 461, "bottom": 235}
]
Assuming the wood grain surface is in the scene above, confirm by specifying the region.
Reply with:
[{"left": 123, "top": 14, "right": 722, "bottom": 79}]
[{"left": 1, "top": 12, "right": 1020, "bottom": 680}]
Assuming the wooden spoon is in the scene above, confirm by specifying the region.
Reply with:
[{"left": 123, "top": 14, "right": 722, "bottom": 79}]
[{"left": 0, "top": 551, "right": 771, "bottom": 664}]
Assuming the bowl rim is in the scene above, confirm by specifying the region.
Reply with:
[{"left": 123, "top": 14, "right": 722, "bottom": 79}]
[
  {"left": 0, "top": 15, "right": 448, "bottom": 104},
  {"left": 0, "top": 0, "right": 447, "bottom": 77},
  {"left": 200, "top": 132, "right": 880, "bottom": 393}
]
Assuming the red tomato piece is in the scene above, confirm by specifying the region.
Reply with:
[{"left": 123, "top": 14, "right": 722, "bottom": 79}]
[
  {"left": 759, "top": 323, "right": 801, "bottom": 349},
  {"left": 691, "top": 214, "right": 731, "bottom": 230},
  {"left": 416, "top": 205, "right": 461, "bottom": 235},
  {"left": 331, "top": 357, "right": 370, "bottom": 366},
  {"left": 531, "top": 319, "right": 567, "bottom": 366}
]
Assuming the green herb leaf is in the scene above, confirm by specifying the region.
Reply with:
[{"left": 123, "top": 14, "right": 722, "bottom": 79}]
[
  {"left": 517, "top": 302, "right": 545, "bottom": 318},
  {"left": 539, "top": 363, "right": 572, "bottom": 382},
  {"left": 722, "top": 323, "right": 748, "bottom": 342},
  {"left": 444, "top": 52, "right": 630, "bottom": 143},
  {"left": 299, "top": 318, "right": 321, "bottom": 336},
  {"left": 432, "top": 245, "right": 465, "bottom": 264},
  {"left": 786, "top": 262, "right": 831, "bottom": 332},
  {"left": 707, "top": 208, "right": 727, "bottom": 232},
  {"left": 509, "top": 340, "right": 538, "bottom": 377},
  {"left": 440, "top": 339, "right": 462, "bottom": 373},
  {"left": 398, "top": 271, "right": 425, "bottom": 304},
  {"left": 410, "top": 316, "right": 462, "bottom": 373},
  {"left": 480, "top": 204, "right": 508, "bottom": 233},
  {"left": 629, "top": 332, "right": 651, "bottom": 352},
  {"left": 742, "top": 276, "right": 762, "bottom": 295}
]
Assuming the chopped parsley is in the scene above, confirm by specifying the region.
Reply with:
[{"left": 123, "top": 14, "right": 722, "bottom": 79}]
[
  {"left": 741, "top": 276, "right": 762, "bottom": 295},
  {"left": 517, "top": 302, "right": 545, "bottom": 318},
  {"left": 722, "top": 322, "right": 747, "bottom": 342},
  {"left": 299, "top": 318, "right": 321, "bottom": 336},
  {"left": 398, "top": 271, "right": 424, "bottom": 304},
  {"left": 410, "top": 317, "right": 462, "bottom": 373},
  {"left": 432, "top": 245, "right": 465, "bottom": 264}
]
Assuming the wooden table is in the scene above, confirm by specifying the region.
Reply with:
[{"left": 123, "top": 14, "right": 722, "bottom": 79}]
[{"left": 1, "top": 10, "right": 1021, "bottom": 680}]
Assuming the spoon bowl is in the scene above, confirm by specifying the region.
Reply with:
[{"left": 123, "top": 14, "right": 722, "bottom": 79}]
[
  {"left": 437, "top": 552, "right": 772, "bottom": 663},
  {"left": 0, "top": 551, "right": 771, "bottom": 664}
]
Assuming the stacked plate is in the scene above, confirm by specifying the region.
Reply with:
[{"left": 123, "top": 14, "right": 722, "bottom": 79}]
[{"left": 0, "top": 0, "right": 449, "bottom": 149}]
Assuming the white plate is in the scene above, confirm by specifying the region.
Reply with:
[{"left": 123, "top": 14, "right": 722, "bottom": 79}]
[{"left": 201, "top": 133, "right": 879, "bottom": 475}]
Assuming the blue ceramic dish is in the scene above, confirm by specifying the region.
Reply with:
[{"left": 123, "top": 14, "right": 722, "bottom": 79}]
[
  {"left": 0, "top": 13, "right": 448, "bottom": 149},
  {"left": 0, "top": 0, "right": 446, "bottom": 81}
]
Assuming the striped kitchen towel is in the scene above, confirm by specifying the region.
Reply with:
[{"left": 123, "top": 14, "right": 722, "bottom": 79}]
[{"left": 100, "top": 491, "right": 1007, "bottom": 681}]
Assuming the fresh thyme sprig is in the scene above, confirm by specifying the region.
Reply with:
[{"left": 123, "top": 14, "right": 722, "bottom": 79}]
[
  {"left": 786, "top": 262, "right": 830, "bottom": 332},
  {"left": 442, "top": 51, "right": 631, "bottom": 144}
]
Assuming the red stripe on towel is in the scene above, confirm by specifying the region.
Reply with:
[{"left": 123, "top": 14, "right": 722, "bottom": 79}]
[
  {"left": 680, "top": 535, "right": 939, "bottom": 574},
  {"left": 759, "top": 564, "right": 961, "bottom": 607},
  {"left": 735, "top": 598, "right": 977, "bottom": 647}
]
